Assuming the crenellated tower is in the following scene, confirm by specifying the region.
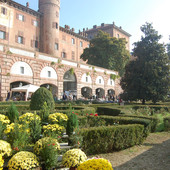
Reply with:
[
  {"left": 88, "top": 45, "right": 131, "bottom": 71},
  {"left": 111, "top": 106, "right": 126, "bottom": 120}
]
[{"left": 39, "top": 0, "right": 60, "bottom": 56}]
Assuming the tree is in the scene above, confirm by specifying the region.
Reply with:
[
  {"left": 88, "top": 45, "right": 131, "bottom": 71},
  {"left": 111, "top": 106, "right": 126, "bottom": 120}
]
[
  {"left": 121, "top": 23, "right": 170, "bottom": 104},
  {"left": 167, "top": 43, "right": 170, "bottom": 59},
  {"left": 81, "top": 30, "right": 130, "bottom": 76}
]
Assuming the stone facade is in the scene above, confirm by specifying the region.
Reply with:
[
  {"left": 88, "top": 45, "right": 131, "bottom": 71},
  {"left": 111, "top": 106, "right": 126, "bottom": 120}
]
[{"left": 0, "top": 0, "right": 129, "bottom": 100}]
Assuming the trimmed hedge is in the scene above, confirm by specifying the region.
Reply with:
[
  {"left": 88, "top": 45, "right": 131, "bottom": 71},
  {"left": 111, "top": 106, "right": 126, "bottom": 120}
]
[
  {"left": 96, "top": 106, "right": 122, "bottom": 116},
  {"left": 164, "top": 116, "right": 170, "bottom": 131},
  {"left": 80, "top": 124, "right": 145, "bottom": 155},
  {"left": 120, "top": 114, "right": 159, "bottom": 132},
  {"left": 78, "top": 115, "right": 150, "bottom": 136}
]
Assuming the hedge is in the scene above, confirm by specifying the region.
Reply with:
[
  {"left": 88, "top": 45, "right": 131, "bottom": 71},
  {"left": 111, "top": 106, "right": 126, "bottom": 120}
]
[
  {"left": 96, "top": 106, "right": 122, "bottom": 116},
  {"left": 164, "top": 116, "right": 170, "bottom": 131},
  {"left": 80, "top": 124, "right": 145, "bottom": 155},
  {"left": 120, "top": 114, "right": 159, "bottom": 132},
  {"left": 78, "top": 115, "right": 150, "bottom": 136}
]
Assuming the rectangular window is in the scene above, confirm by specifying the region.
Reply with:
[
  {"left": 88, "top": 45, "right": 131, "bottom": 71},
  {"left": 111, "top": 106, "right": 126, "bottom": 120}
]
[
  {"left": 62, "top": 52, "right": 66, "bottom": 58},
  {"left": 33, "top": 20, "right": 38, "bottom": 27},
  {"left": 99, "top": 79, "right": 101, "bottom": 84},
  {"left": 80, "top": 41, "right": 83, "bottom": 47},
  {"left": 48, "top": 71, "right": 51, "bottom": 77},
  {"left": 1, "top": 7, "right": 7, "bottom": 15},
  {"left": 117, "top": 34, "right": 119, "bottom": 38},
  {"left": 72, "top": 38, "right": 75, "bottom": 44},
  {"left": 0, "top": 31, "right": 6, "bottom": 39},
  {"left": 56, "top": 23, "right": 58, "bottom": 29},
  {"left": 86, "top": 77, "right": 88, "bottom": 82},
  {"left": 18, "top": 36, "right": 23, "bottom": 44},
  {"left": 18, "top": 14, "right": 24, "bottom": 21},
  {"left": 20, "top": 67, "right": 24, "bottom": 74},
  {"left": 35, "top": 40, "right": 38, "bottom": 48},
  {"left": 110, "top": 80, "right": 112, "bottom": 85},
  {"left": 55, "top": 43, "right": 58, "bottom": 50}
]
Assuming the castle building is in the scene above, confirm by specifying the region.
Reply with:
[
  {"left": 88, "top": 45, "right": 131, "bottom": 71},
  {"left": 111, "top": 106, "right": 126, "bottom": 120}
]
[{"left": 0, "top": 0, "right": 131, "bottom": 101}]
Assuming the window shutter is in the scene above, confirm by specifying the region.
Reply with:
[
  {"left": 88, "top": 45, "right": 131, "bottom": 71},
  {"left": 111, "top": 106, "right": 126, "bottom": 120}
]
[{"left": 15, "top": 35, "right": 18, "bottom": 43}]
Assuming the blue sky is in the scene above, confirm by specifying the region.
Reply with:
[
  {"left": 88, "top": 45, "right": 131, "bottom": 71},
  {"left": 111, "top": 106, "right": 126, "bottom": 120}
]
[{"left": 15, "top": 0, "right": 170, "bottom": 51}]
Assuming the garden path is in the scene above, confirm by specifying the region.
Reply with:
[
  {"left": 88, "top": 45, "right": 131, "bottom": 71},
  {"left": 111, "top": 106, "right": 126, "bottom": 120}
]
[{"left": 94, "top": 132, "right": 170, "bottom": 170}]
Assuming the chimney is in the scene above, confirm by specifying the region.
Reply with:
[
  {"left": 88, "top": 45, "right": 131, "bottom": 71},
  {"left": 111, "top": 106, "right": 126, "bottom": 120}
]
[
  {"left": 26, "top": 2, "right": 29, "bottom": 8},
  {"left": 71, "top": 28, "right": 75, "bottom": 32},
  {"left": 93, "top": 25, "right": 97, "bottom": 29},
  {"left": 101, "top": 23, "right": 105, "bottom": 27},
  {"left": 113, "top": 22, "right": 115, "bottom": 26}
]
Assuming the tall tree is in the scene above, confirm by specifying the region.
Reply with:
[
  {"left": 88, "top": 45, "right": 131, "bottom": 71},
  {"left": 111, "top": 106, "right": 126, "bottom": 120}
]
[
  {"left": 167, "top": 43, "right": 170, "bottom": 59},
  {"left": 121, "top": 23, "right": 170, "bottom": 104},
  {"left": 81, "top": 30, "right": 130, "bottom": 76}
]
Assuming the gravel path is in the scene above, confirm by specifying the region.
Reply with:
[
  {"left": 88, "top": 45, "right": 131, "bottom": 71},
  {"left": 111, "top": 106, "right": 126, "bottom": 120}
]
[{"left": 95, "top": 132, "right": 170, "bottom": 170}]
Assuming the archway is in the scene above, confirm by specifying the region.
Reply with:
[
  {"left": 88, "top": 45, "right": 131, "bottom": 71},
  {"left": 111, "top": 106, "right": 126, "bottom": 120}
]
[
  {"left": 10, "top": 81, "right": 29, "bottom": 100},
  {"left": 108, "top": 89, "right": 115, "bottom": 101},
  {"left": 81, "top": 87, "right": 92, "bottom": 99},
  {"left": 63, "top": 70, "right": 77, "bottom": 94},
  {"left": 40, "top": 84, "right": 58, "bottom": 97},
  {"left": 96, "top": 88, "right": 105, "bottom": 99}
]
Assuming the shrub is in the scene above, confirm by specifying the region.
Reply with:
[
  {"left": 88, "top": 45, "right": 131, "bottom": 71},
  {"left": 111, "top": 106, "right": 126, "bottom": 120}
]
[
  {"left": 0, "top": 114, "right": 10, "bottom": 139},
  {"left": 164, "top": 116, "right": 170, "bottom": 131},
  {"left": 6, "top": 103, "right": 19, "bottom": 122},
  {"left": 40, "top": 102, "right": 50, "bottom": 122},
  {"left": 96, "top": 106, "right": 122, "bottom": 116},
  {"left": 29, "top": 113, "right": 42, "bottom": 143},
  {"left": 39, "top": 138, "right": 59, "bottom": 170},
  {"left": 30, "top": 87, "right": 55, "bottom": 110},
  {"left": 78, "top": 158, "right": 113, "bottom": 170},
  {"left": 80, "top": 124, "right": 145, "bottom": 155},
  {"left": 0, "top": 140, "right": 12, "bottom": 157},
  {"left": 62, "top": 149, "right": 87, "bottom": 168},
  {"left": 34, "top": 137, "right": 60, "bottom": 155},
  {"left": 8, "top": 151, "right": 39, "bottom": 170},
  {"left": 4, "top": 123, "right": 30, "bottom": 151}
]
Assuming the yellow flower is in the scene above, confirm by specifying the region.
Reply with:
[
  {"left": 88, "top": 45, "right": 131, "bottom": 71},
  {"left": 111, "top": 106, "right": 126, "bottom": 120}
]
[
  {"left": 8, "top": 151, "right": 39, "bottom": 170},
  {"left": 0, "top": 140, "right": 12, "bottom": 157},
  {"left": 0, "top": 154, "right": 4, "bottom": 170},
  {"left": 0, "top": 114, "right": 10, "bottom": 125},
  {"left": 19, "top": 113, "right": 41, "bottom": 124},
  {"left": 62, "top": 149, "right": 87, "bottom": 168},
  {"left": 77, "top": 158, "right": 113, "bottom": 170},
  {"left": 48, "top": 113, "right": 68, "bottom": 125}
]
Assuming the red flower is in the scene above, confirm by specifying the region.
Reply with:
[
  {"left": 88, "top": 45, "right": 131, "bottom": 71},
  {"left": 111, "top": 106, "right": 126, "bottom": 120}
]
[
  {"left": 86, "top": 113, "right": 89, "bottom": 116},
  {"left": 72, "top": 112, "right": 74, "bottom": 113},
  {"left": 52, "top": 143, "right": 55, "bottom": 146},
  {"left": 75, "top": 113, "right": 78, "bottom": 115},
  {"left": 48, "top": 144, "right": 51, "bottom": 146},
  {"left": 78, "top": 141, "right": 80, "bottom": 145},
  {"left": 58, "top": 136, "right": 61, "bottom": 138},
  {"left": 90, "top": 113, "right": 93, "bottom": 116},
  {"left": 94, "top": 114, "right": 98, "bottom": 116}
]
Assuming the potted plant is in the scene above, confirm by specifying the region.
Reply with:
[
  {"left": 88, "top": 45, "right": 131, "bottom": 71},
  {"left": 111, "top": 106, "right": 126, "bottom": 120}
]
[{"left": 62, "top": 149, "right": 87, "bottom": 170}]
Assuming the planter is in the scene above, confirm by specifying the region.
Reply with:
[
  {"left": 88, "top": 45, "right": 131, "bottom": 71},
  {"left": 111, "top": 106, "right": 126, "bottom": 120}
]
[{"left": 70, "top": 167, "right": 77, "bottom": 170}]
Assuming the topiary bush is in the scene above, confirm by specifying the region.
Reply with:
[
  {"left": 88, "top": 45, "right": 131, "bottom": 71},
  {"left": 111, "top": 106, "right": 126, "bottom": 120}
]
[{"left": 30, "top": 87, "right": 55, "bottom": 111}]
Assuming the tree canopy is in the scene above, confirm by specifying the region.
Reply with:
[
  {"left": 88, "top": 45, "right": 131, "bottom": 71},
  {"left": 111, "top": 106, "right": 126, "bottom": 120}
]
[
  {"left": 80, "top": 30, "right": 130, "bottom": 76},
  {"left": 121, "top": 23, "right": 170, "bottom": 104}
]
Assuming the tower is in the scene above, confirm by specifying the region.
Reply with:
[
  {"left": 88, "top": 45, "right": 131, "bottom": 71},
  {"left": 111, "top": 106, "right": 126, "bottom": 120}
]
[{"left": 39, "top": 0, "right": 60, "bottom": 56}]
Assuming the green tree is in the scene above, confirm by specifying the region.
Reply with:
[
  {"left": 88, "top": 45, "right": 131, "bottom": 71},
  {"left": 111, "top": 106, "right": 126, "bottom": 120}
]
[
  {"left": 121, "top": 23, "right": 170, "bottom": 104},
  {"left": 167, "top": 43, "right": 170, "bottom": 59},
  {"left": 81, "top": 30, "right": 130, "bottom": 76}
]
